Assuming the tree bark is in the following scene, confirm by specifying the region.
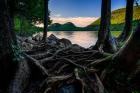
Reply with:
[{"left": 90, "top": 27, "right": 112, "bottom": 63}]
[
  {"left": 9, "top": 0, "right": 17, "bottom": 45},
  {"left": 0, "top": 0, "right": 16, "bottom": 90},
  {"left": 102, "top": 23, "right": 140, "bottom": 93},
  {"left": 93, "top": 0, "right": 117, "bottom": 53},
  {"left": 0, "top": 0, "right": 22, "bottom": 92},
  {"left": 42, "top": 0, "right": 48, "bottom": 42},
  {"left": 117, "top": 0, "right": 134, "bottom": 42},
  {"left": 114, "top": 23, "right": 140, "bottom": 72}
]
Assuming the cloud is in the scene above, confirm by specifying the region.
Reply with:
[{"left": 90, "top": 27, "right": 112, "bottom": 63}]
[
  {"left": 54, "top": 14, "right": 62, "bottom": 17},
  {"left": 51, "top": 17, "right": 98, "bottom": 27}
]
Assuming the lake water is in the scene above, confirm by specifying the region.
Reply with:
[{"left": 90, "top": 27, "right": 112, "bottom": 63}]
[{"left": 47, "top": 31, "right": 120, "bottom": 48}]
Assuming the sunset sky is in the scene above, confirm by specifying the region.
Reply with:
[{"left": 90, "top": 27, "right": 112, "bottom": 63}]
[{"left": 49, "top": 0, "right": 127, "bottom": 27}]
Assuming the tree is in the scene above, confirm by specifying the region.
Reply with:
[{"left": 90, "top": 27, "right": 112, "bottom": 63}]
[
  {"left": 0, "top": 0, "right": 17, "bottom": 90},
  {"left": 117, "top": 0, "right": 135, "bottom": 42},
  {"left": 0, "top": 1, "right": 30, "bottom": 92},
  {"left": 110, "top": 23, "right": 140, "bottom": 92},
  {"left": 18, "top": 0, "right": 52, "bottom": 41},
  {"left": 42, "top": 0, "right": 49, "bottom": 41},
  {"left": 13, "top": 0, "right": 52, "bottom": 38},
  {"left": 135, "top": 0, "right": 139, "bottom": 6},
  {"left": 93, "top": 0, "right": 117, "bottom": 53}
]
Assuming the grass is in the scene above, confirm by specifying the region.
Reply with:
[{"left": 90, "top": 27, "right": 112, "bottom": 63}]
[
  {"left": 87, "top": 6, "right": 140, "bottom": 31},
  {"left": 111, "top": 31, "right": 121, "bottom": 37},
  {"left": 91, "top": 6, "right": 140, "bottom": 25}
]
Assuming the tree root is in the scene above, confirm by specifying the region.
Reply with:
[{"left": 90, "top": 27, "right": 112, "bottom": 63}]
[{"left": 13, "top": 30, "right": 140, "bottom": 93}]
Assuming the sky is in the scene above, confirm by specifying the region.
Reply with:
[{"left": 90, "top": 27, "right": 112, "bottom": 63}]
[{"left": 49, "top": 0, "right": 126, "bottom": 27}]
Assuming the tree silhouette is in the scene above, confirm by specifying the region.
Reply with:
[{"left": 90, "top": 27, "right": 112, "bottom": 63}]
[
  {"left": 93, "top": 0, "right": 117, "bottom": 53},
  {"left": 118, "top": 0, "right": 135, "bottom": 42},
  {"left": 42, "top": 0, "right": 49, "bottom": 41},
  {"left": 0, "top": 0, "right": 17, "bottom": 90}
]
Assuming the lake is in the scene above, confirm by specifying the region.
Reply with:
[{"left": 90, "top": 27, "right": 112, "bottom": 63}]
[{"left": 47, "top": 31, "right": 121, "bottom": 48}]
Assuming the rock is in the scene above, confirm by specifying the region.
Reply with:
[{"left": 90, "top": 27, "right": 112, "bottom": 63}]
[
  {"left": 25, "top": 37, "right": 36, "bottom": 44},
  {"left": 27, "top": 37, "right": 32, "bottom": 41},
  {"left": 47, "top": 34, "right": 59, "bottom": 46},
  {"left": 70, "top": 44, "right": 85, "bottom": 52},
  {"left": 47, "top": 34, "right": 59, "bottom": 41},
  {"left": 21, "top": 42, "right": 33, "bottom": 50},
  {"left": 59, "top": 38, "right": 72, "bottom": 48},
  {"left": 32, "top": 32, "right": 43, "bottom": 41},
  {"left": 47, "top": 34, "right": 72, "bottom": 48}
]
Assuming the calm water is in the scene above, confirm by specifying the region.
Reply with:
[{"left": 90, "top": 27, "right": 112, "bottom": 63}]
[{"left": 47, "top": 31, "right": 120, "bottom": 48}]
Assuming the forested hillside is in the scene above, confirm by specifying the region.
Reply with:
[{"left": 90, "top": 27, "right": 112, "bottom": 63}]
[
  {"left": 48, "top": 22, "right": 81, "bottom": 31},
  {"left": 86, "top": 6, "right": 140, "bottom": 31}
]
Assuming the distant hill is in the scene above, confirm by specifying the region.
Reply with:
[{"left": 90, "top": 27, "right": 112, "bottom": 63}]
[
  {"left": 48, "top": 22, "right": 81, "bottom": 31},
  {"left": 86, "top": 6, "right": 140, "bottom": 31},
  {"left": 49, "top": 6, "right": 140, "bottom": 31},
  {"left": 48, "top": 23, "right": 62, "bottom": 31}
]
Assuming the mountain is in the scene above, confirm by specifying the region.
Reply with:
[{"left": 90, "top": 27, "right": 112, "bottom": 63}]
[
  {"left": 48, "top": 23, "right": 62, "bottom": 31},
  {"left": 86, "top": 6, "right": 140, "bottom": 31},
  {"left": 48, "top": 22, "right": 81, "bottom": 31}
]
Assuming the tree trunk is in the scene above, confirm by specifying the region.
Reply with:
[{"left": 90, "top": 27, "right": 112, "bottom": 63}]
[
  {"left": 42, "top": 0, "right": 48, "bottom": 42},
  {"left": 114, "top": 23, "right": 140, "bottom": 72},
  {"left": 103, "top": 23, "right": 140, "bottom": 93},
  {"left": 135, "top": 0, "right": 139, "bottom": 7},
  {"left": 117, "top": 0, "right": 134, "bottom": 42},
  {"left": 93, "top": 0, "right": 117, "bottom": 53},
  {"left": 9, "top": 0, "right": 17, "bottom": 45},
  {"left": 0, "top": 0, "right": 17, "bottom": 91}
]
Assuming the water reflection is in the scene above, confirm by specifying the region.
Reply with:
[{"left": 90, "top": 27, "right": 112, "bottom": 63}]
[{"left": 48, "top": 31, "right": 98, "bottom": 48}]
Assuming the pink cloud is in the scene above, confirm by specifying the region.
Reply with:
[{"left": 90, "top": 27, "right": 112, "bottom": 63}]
[{"left": 51, "top": 17, "right": 98, "bottom": 27}]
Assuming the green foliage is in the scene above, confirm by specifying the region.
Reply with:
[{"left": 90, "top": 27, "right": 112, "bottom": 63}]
[
  {"left": 111, "top": 31, "right": 121, "bottom": 37},
  {"left": 13, "top": 0, "right": 52, "bottom": 35},
  {"left": 14, "top": 16, "right": 43, "bottom": 36},
  {"left": 14, "top": 0, "right": 52, "bottom": 24}
]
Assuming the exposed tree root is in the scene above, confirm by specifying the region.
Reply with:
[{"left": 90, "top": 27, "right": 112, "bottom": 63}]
[{"left": 9, "top": 28, "right": 140, "bottom": 93}]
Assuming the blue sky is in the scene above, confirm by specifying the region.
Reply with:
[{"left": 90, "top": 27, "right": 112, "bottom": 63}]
[
  {"left": 49, "top": 0, "right": 126, "bottom": 17},
  {"left": 49, "top": 0, "right": 126, "bottom": 27}
]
